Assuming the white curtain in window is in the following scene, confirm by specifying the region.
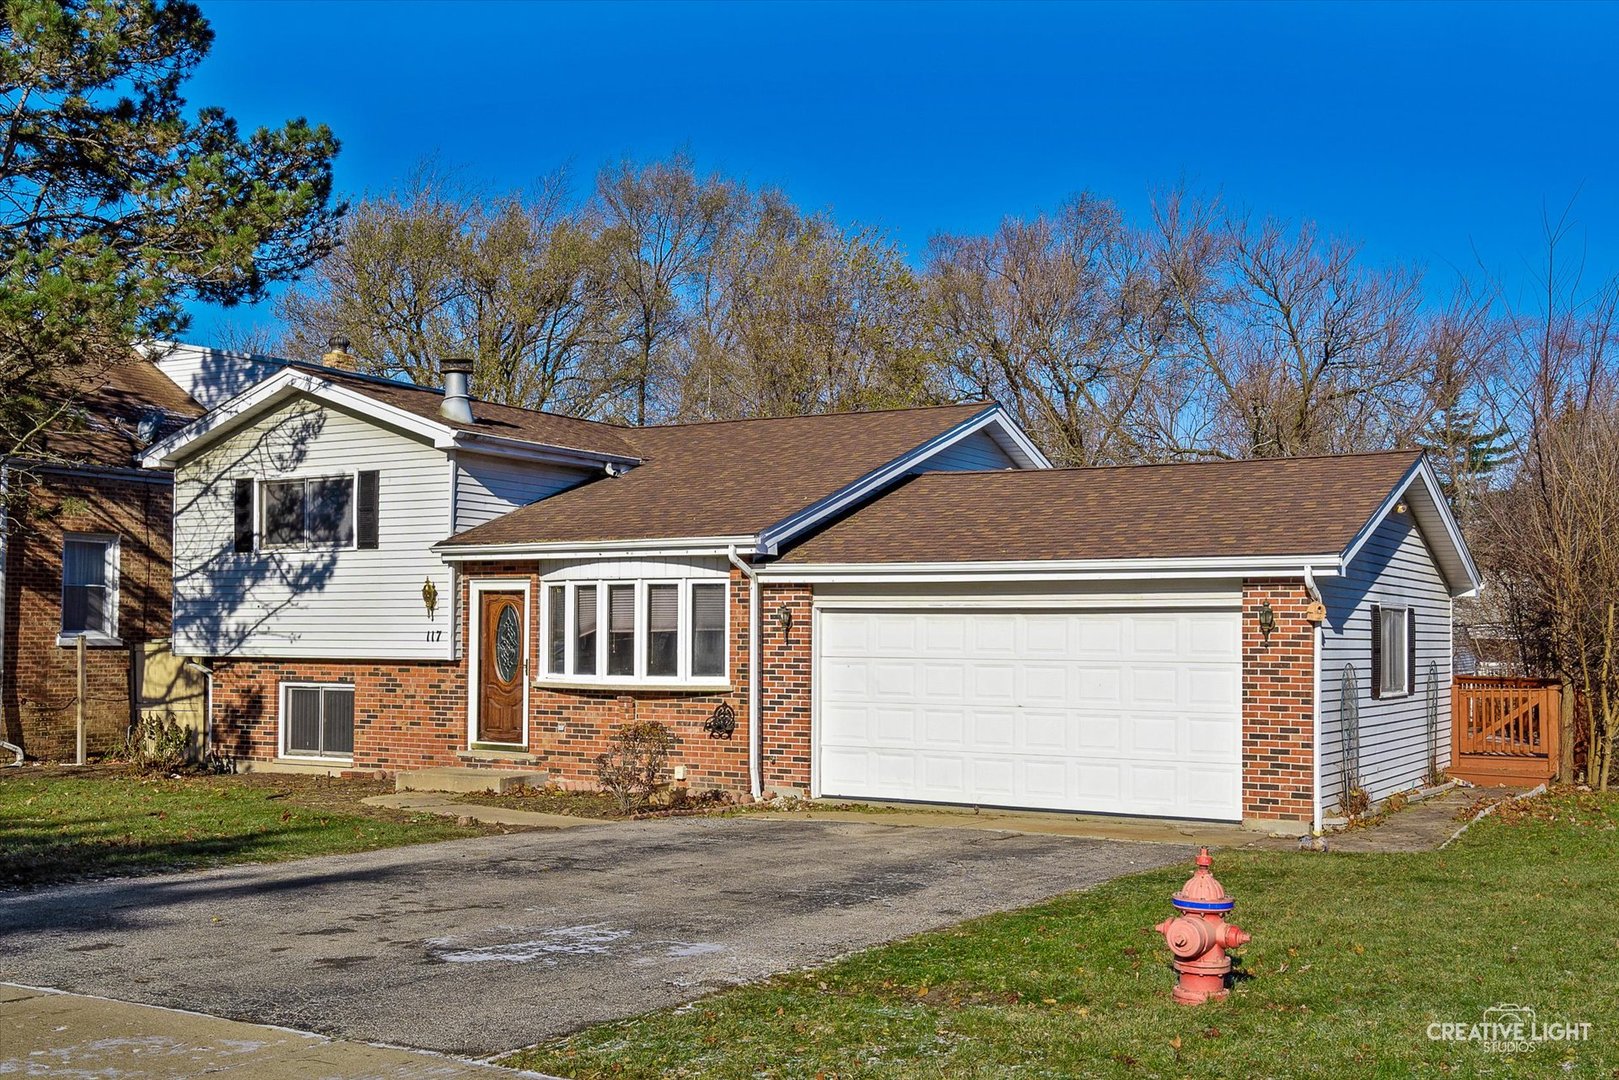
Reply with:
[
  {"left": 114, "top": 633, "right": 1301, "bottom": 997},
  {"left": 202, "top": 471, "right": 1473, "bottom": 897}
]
[{"left": 62, "top": 539, "right": 109, "bottom": 635}]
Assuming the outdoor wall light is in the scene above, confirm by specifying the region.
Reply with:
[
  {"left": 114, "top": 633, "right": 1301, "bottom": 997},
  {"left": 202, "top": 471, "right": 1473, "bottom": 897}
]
[
  {"left": 422, "top": 576, "right": 439, "bottom": 620},
  {"left": 775, "top": 604, "right": 793, "bottom": 634},
  {"left": 1255, "top": 600, "right": 1278, "bottom": 645}
]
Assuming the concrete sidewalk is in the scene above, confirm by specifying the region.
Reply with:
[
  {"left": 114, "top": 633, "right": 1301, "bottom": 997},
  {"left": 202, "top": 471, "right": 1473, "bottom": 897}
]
[{"left": 0, "top": 983, "right": 545, "bottom": 1079}]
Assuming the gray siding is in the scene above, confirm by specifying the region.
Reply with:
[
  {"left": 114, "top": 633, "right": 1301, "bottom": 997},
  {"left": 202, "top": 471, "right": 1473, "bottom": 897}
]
[
  {"left": 454, "top": 453, "right": 592, "bottom": 533},
  {"left": 910, "top": 429, "right": 1016, "bottom": 472},
  {"left": 171, "top": 397, "right": 456, "bottom": 660},
  {"left": 1318, "top": 512, "right": 1453, "bottom": 810}
]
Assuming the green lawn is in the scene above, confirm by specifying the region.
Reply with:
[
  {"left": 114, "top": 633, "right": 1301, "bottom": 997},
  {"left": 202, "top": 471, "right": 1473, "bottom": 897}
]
[
  {"left": 507, "top": 789, "right": 1619, "bottom": 1078},
  {"left": 0, "top": 764, "right": 496, "bottom": 889}
]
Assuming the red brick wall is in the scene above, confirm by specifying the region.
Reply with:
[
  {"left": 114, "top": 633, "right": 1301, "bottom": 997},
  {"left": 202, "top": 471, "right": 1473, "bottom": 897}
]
[
  {"left": 760, "top": 582, "right": 812, "bottom": 794},
  {"left": 209, "top": 657, "right": 467, "bottom": 769},
  {"left": 1241, "top": 577, "right": 1316, "bottom": 826},
  {"left": 521, "top": 565, "right": 754, "bottom": 793},
  {"left": 205, "top": 563, "right": 787, "bottom": 798},
  {"left": 2, "top": 470, "right": 174, "bottom": 759}
]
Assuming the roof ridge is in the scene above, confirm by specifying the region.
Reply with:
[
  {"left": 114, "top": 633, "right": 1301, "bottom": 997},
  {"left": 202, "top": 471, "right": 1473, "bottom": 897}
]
[
  {"left": 908, "top": 448, "right": 1423, "bottom": 478},
  {"left": 630, "top": 400, "right": 995, "bottom": 431}
]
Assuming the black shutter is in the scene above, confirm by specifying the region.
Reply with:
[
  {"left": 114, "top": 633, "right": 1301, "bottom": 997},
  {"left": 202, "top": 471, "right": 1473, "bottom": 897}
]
[
  {"left": 1407, "top": 608, "right": 1417, "bottom": 696},
  {"left": 356, "top": 471, "right": 379, "bottom": 550},
  {"left": 1369, "top": 603, "right": 1383, "bottom": 700},
  {"left": 233, "top": 479, "right": 254, "bottom": 553}
]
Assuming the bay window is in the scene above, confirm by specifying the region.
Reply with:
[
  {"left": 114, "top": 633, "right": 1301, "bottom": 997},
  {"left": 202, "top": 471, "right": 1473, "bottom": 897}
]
[
  {"left": 575, "top": 587, "right": 598, "bottom": 675},
  {"left": 647, "top": 584, "right": 679, "bottom": 676},
  {"left": 542, "top": 579, "right": 729, "bottom": 685},
  {"left": 607, "top": 585, "right": 635, "bottom": 676}
]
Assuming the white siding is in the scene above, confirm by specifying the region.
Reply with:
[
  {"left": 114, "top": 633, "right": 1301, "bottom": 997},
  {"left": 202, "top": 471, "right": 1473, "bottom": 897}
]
[
  {"left": 910, "top": 429, "right": 1017, "bottom": 473},
  {"left": 151, "top": 344, "right": 288, "bottom": 409},
  {"left": 453, "top": 453, "right": 593, "bottom": 533},
  {"left": 540, "top": 556, "right": 729, "bottom": 581},
  {"left": 1318, "top": 512, "right": 1452, "bottom": 810},
  {"left": 171, "top": 397, "right": 456, "bottom": 660}
]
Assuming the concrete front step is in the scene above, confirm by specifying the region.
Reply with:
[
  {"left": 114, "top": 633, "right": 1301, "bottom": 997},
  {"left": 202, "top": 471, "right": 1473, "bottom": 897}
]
[{"left": 395, "top": 767, "right": 548, "bottom": 794}]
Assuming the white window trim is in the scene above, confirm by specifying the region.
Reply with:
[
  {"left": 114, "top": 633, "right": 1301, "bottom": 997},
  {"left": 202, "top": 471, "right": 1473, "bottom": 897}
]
[
  {"left": 467, "top": 579, "right": 532, "bottom": 749},
  {"left": 58, "top": 532, "right": 121, "bottom": 646},
  {"left": 278, "top": 680, "right": 356, "bottom": 762},
  {"left": 258, "top": 470, "right": 360, "bottom": 552},
  {"left": 1379, "top": 604, "right": 1413, "bottom": 698},
  {"left": 538, "top": 577, "right": 729, "bottom": 689}
]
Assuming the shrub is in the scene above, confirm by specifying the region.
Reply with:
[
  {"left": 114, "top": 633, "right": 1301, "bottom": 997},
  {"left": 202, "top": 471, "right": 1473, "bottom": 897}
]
[
  {"left": 1340, "top": 785, "right": 1372, "bottom": 821},
  {"left": 120, "top": 711, "right": 194, "bottom": 774},
  {"left": 595, "top": 720, "right": 675, "bottom": 812}
]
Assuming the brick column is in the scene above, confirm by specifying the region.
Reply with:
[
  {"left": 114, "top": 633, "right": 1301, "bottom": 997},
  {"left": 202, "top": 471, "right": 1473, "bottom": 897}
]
[
  {"left": 1241, "top": 577, "right": 1316, "bottom": 831},
  {"left": 759, "top": 581, "right": 813, "bottom": 796}
]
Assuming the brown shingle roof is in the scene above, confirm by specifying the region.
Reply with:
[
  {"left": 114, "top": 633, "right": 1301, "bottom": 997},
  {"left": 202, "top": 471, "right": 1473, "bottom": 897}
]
[
  {"left": 44, "top": 358, "right": 205, "bottom": 467},
  {"left": 776, "top": 451, "right": 1424, "bottom": 565},
  {"left": 441, "top": 403, "right": 996, "bottom": 547},
  {"left": 291, "top": 364, "right": 642, "bottom": 461}
]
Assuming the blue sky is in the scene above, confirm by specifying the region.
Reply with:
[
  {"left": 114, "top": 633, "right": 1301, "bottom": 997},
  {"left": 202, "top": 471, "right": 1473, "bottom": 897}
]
[{"left": 186, "top": 0, "right": 1619, "bottom": 343}]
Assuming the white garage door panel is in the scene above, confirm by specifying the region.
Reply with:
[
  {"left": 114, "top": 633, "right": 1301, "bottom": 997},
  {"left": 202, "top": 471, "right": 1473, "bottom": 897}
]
[{"left": 817, "top": 609, "right": 1242, "bottom": 821}]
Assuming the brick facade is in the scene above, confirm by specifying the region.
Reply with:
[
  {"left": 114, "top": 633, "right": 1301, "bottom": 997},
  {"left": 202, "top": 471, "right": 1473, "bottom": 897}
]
[
  {"left": 206, "top": 564, "right": 817, "bottom": 800},
  {"left": 1, "top": 469, "right": 175, "bottom": 759},
  {"left": 202, "top": 568, "right": 1320, "bottom": 825},
  {"left": 1240, "top": 577, "right": 1316, "bottom": 828}
]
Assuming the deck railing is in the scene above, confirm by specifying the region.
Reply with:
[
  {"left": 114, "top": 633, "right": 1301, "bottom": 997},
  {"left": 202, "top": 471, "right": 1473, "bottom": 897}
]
[{"left": 1452, "top": 676, "right": 1561, "bottom": 761}]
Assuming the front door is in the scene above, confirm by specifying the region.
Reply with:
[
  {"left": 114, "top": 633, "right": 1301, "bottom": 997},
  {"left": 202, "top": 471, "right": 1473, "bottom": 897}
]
[{"left": 477, "top": 591, "right": 526, "bottom": 744}]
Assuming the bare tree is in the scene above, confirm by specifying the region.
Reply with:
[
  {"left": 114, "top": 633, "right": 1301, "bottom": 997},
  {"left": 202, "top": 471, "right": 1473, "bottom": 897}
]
[
  {"left": 927, "top": 195, "right": 1176, "bottom": 466},
  {"left": 594, "top": 153, "right": 743, "bottom": 423},
  {"left": 277, "top": 169, "right": 612, "bottom": 413},
  {"left": 1473, "top": 214, "right": 1619, "bottom": 786},
  {"left": 679, "top": 192, "right": 943, "bottom": 419},
  {"left": 1151, "top": 192, "right": 1436, "bottom": 459}
]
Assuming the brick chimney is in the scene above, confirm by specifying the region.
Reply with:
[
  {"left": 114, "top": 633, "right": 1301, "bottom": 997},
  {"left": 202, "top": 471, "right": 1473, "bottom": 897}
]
[{"left": 322, "top": 334, "right": 357, "bottom": 371}]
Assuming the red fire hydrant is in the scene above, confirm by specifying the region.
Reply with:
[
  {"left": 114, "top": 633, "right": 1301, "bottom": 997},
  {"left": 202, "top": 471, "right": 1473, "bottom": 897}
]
[{"left": 1154, "top": 847, "right": 1250, "bottom": 1005}]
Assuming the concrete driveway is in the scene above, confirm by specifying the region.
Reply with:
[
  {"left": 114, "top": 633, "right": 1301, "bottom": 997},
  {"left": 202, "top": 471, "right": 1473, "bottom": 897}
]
[{"left": 0, "top": 816, "right": 1189, "bottom": 1057}]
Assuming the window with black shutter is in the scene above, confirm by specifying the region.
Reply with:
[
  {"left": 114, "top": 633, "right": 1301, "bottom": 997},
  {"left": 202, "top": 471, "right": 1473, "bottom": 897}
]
[
  {"left": 356, "top": 470, "right": 379, "bottom": 549},
  {"left": 233, "top": 478, "right": 254, "bottom": 552}
]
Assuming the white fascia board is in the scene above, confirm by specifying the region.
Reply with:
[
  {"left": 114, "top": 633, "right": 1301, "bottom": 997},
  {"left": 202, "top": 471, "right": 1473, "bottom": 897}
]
[
  {"left": 756, "top": 405, "right": 1010, "bottom": 554},
  {"left": 139, "top": 368, "right": 450, "bottom": 467},
  {"left": 434, "top": 535, "right": 760, "bottom": 562},
  {"left": 984, "top": 411, "right": 1053, "bottom": 469},
  {"left": 139, "top": 368, "right": 313, "bottom": 467},
  {"left": 450, "top": 430, "right": 640, "bottom": 470},
  {"left": 1338, "top": 455, "right": 1482, "bottom": 598},
  {"left": 756, "top": 553, "right": 1345, "bottom": 584}
]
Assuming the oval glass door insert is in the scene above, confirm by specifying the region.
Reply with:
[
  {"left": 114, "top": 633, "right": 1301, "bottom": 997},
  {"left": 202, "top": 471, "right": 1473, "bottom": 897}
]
[{"left": 495, "top": 604, "right": 521, "bottom": 682}]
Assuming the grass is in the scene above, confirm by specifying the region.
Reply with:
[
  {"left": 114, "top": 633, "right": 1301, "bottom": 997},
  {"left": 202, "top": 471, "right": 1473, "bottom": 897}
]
[
  {"left": 506, "top": 787, "right": 1619, "bottom": 1078},
  {"left": 0, "top": 763, "right": 506, "bottom": 890}
]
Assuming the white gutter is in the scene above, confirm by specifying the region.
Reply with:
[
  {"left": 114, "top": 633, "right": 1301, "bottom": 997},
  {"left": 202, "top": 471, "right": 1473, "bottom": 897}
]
[
  {"left": 186, "top": 660, "right": 213, "bottom": 759},
  {"left": 436, "top": 537, "right": 759, "bottom": 561},
  {"left": 727, "top": 545, "right": 763, "bottom": 801},
  {"left": 757, "top": 554, "right": 1346, "bottom": 584},
  {"left": 1304, "top": 565, "right": 1325, "bottom": 835},
  {"left": 0, "top": 462, "right": 19, "bottom": 764}
]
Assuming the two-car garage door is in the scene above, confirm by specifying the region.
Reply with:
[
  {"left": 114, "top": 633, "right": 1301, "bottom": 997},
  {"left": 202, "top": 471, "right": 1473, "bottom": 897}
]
[{"left": 816, "top": 607, "right": 1243, "bottom": 821}]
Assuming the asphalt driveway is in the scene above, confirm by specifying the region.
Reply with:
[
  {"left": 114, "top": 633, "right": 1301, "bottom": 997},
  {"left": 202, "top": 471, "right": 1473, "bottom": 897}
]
[{"left": 0, "top": 815, "right": 1189, "bottom": 1056}]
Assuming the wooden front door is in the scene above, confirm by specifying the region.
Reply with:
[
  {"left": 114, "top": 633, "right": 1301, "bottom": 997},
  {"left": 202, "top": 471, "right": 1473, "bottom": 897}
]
[{"left": 477, "top": 591, "right": 526, "bottom": 744}]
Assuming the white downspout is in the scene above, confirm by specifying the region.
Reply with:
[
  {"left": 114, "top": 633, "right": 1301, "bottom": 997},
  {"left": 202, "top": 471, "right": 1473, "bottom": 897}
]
[
  {"left": 727, "top": 546, "right": 763, "bottom": 800},
  {"left": 1304, "top": 565, "right": 1324, "bottom": 835}
]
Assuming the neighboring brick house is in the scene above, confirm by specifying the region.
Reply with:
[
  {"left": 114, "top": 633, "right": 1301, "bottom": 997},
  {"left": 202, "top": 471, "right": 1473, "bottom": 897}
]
[
  {"left": 0, "top": 359, "right": 202, "bottom": 759},
  {"left": 143, "top": 355, "right": 1480, "bottom": 833}
]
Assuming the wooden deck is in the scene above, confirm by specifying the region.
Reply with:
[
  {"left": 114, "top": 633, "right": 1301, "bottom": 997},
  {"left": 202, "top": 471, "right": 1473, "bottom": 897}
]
[{"left": 1451, "top": 676, "right": 1560, "bottom": 786}]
